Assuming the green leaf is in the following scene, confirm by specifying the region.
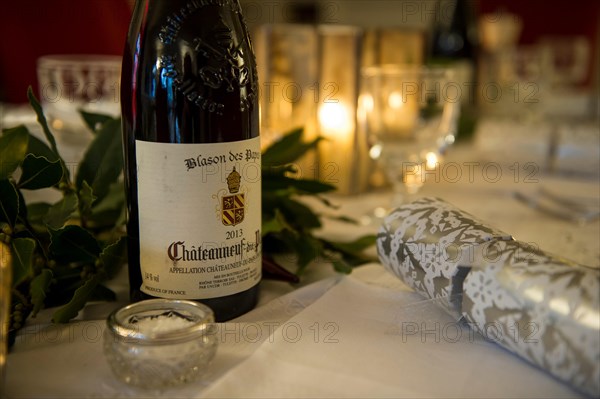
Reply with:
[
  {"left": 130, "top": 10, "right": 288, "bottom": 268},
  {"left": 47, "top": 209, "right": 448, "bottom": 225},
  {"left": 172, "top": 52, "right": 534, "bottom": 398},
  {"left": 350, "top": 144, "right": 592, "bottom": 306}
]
[
  {"left": 86, "top": 182, "right": 125, "bottom": 228},
  {"left": 262, "top": 164, "right": 297, "bottom": 176},
  {"left": 11, "top": 238, "right": 36, "bottom": 286},
  {"left": 262, "top": 217, "right": 282, "bottom": 236},
  {"left": 18, "top": 154, "right": 63, "bottom": 190},
  {"left": 0, "top": 125, "right": 29, "bottom": 179},
  {"left": 279, "top": 198, "right": 322, "bottom": 230},
  {"left": 261, "top": 127, "right": 303, "bottom": 165},
  {"left": 326, "top": 214, "right": 358, "bottom": 224},
  {"left": 79, "top": 110, "right": 114, "bottom": 133},
  {"left": 327, "top": 235, "right": 377, "bottom": 255},
  {"left": 90, "top": 181, "right": 124, "bottom": 213},
  {"left": 16, "top": 188, "right": 28, "bottom": 221},
  {"left": 262, "top": 174, "right": 336, "bottom": 194},
  {"left": 26, "top": 202, "right": 52, "bottom": 225},
  {"left": 262, "top": 209, "right": 292, "bottom": 236},
  {"left": 44, "top": 192, "right": 78, "bottom": 230},
  {"left": 330, "top": 257, "right": 353, "bottom": 274},
  {"left": 291, "top": 234, "right": 323, "bottom": 273},
  {"left": 79, "top": 181, "right": 96, "bottom": 218},
  {"left": 99, "top": 237, "right": 126, "bottom": 279},
  {"left": 26, "top": 133, "right": 59, "bottom": 162},
  {"left": 52, "top": 274, "right": 101, "bottom": 323},
  {"left": 90, "top": 284, "right": 116, "bottom": 302},
  {"left": 76, "top": 118, "right": 123, "bottom": 202},
  {"left": 27, "top": 87, "right": 59, "bottom": 158},
  {"left": 313, "top": 195, "right": 340, "bottom": 210},
  {"left": 30, "top": 269, "right": 53, "bottom": 316},
  {"left": 0, "top": 179, "right": 20, "bottom": 228},
  {"left": 49, "top": 225, "right": 101, "bottom": 264},
  {"left": 262, "top": 234, "right": 292, "bottom": 255},
  {"left": 262, "top": 128, "right": 323, "bottom": 166},
  {"left": 27, "top": 87, "right": 70, "bottom": 183},
  {"left": 320, "top": 236, "right": 377, "bottom": 268},
  {"left": 115, "top": 205, "right": 127, "bottom": 228}
]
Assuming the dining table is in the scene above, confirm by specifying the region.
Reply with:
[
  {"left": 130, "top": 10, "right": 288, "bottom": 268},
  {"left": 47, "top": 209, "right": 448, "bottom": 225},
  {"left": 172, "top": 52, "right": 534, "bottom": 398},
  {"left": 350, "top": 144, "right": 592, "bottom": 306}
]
[{"left": 2, "top": 105, "right": 599, "bottom": 398}]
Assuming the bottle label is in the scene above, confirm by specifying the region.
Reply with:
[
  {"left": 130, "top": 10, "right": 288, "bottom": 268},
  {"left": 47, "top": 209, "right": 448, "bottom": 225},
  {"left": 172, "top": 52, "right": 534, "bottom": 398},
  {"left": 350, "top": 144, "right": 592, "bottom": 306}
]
[{"left": 136, "top": 136, "right": 262, "bottom": 299}]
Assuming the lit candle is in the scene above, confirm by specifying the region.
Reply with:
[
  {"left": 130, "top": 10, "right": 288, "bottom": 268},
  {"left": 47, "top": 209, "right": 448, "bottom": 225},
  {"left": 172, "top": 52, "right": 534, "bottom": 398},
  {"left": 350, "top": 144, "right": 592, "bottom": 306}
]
[
  {"left": 318, "top": 101, "right": 355, "bottom": 193},
  {"left": 402, "top": 162, "right": 424, "bottom": 194},
  {"left": 383, "top": 90, "right": 418, "bottom": 140},
  {"left": 425, "top": 151, "right": 439, "bottom": 169}
]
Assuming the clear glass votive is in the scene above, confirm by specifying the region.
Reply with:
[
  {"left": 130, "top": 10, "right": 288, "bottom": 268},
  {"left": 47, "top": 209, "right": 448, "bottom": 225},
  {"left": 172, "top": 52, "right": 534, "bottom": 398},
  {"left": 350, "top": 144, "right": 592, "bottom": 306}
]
[{"left": 103, "top": 299, "right": 218, "bottom": 389}]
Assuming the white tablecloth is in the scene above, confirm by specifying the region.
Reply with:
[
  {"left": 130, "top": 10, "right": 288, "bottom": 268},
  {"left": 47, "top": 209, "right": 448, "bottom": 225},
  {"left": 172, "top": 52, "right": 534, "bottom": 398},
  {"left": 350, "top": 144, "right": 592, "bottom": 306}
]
[{"left": 5, "top": 263, "right": 591, "bottom": 398}]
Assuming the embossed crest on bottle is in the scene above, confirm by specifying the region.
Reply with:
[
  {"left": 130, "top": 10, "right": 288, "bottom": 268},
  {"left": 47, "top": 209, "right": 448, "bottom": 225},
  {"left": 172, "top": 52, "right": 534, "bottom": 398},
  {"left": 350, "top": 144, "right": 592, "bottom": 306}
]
[
  {"left": 154, "top": 0, "right": 258, "bottom": 115},
  {"left": 121, "top": 0, "right": 260, "bottom": 321}
]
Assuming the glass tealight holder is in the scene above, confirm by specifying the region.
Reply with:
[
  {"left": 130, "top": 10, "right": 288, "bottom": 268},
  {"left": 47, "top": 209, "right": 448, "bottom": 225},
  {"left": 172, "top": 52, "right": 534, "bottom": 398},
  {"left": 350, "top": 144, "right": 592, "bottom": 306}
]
[{"left": 103, "top": 299, "right": 218, "bottom": 389}]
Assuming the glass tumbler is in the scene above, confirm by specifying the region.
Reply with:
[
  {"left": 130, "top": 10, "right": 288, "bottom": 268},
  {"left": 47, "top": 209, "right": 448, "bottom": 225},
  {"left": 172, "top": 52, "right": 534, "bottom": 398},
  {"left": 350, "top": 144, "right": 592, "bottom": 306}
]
[
  {"left": 103, "top": 299, "right": 218, "bottom": 389},
  {"left": 36, "top": 54, "right": 121, "bottom": 136}
]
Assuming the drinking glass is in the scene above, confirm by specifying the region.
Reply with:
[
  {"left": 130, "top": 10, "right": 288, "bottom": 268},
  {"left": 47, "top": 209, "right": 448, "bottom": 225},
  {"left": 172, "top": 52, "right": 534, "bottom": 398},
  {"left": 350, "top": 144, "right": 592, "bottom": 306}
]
[
  {"left": 360, "top": 65, "right": 458, "bottom": 216},
  {"left": 36, "top": 55, "right": 121, "bottom": 140}
]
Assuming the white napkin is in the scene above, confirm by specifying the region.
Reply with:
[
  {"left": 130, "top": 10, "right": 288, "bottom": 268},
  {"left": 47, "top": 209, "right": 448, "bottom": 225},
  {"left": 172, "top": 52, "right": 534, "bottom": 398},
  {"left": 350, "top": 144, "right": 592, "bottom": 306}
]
[{"left": 200, "top": 264, "right": 580, "bottom": 398}]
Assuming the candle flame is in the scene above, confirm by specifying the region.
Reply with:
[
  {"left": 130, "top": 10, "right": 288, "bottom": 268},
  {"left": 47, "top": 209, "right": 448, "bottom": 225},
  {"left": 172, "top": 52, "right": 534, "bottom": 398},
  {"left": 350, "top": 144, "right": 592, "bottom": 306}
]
[
  {"left": 425, "top": 151, "right": 439, "bottom": 169},
  {"left": 388, "top": 91, "right": 404, "bottom": 109},
  {"left": 319, "top": 102, "right": 352, "bottom": 134}
]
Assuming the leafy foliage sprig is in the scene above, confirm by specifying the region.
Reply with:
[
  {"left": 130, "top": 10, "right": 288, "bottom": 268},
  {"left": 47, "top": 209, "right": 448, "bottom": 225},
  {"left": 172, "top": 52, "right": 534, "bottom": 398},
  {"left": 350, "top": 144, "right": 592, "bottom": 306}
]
[
  {"left": 1, "top": 88, "right": 374, "bottom": 337},
  {"left": 1, "top": 89, "right": 127, "bottom": 334},
  {"left": 260, "top": 128, "right": 376, "bottom": 274}
]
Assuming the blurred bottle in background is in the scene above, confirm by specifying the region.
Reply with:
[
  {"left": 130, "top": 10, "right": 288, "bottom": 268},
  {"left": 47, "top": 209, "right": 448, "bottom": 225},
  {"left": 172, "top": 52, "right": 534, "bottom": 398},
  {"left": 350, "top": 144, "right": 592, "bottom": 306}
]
[{"left": 428, "top": 0, "right": 479, "bottom": 141}]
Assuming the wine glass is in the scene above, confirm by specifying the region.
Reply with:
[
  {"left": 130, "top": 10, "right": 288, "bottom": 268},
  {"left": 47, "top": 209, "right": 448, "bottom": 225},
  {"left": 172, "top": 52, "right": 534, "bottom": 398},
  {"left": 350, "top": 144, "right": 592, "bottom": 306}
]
[{"left": 359, "top": 65, "right": 459, "bottom": 218}]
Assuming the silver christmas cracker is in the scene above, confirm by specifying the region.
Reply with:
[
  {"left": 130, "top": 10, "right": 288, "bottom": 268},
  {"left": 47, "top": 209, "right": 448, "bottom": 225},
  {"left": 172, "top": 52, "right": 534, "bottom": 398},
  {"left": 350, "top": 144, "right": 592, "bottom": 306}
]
[{"left": 377, "top": 197, "right": 599, "bottom": 397}]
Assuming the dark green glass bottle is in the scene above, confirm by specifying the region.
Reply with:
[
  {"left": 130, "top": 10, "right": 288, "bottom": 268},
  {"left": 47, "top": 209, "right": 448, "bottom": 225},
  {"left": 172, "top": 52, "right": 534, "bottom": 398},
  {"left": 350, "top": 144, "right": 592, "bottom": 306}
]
[{"left": 121, "top": 0, "right": 261, "bottom": 321}]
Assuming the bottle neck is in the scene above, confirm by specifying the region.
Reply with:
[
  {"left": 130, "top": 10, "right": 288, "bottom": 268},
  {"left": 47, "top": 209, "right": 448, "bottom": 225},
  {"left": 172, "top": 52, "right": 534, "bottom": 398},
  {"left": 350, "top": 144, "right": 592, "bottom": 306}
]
[{"left": 430, "top": 0, "right": 476, "bottom": 61}]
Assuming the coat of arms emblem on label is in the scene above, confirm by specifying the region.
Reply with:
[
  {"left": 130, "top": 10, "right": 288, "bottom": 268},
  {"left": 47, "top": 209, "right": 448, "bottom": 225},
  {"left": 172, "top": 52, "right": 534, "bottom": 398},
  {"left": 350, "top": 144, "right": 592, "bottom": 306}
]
[{"left": 221, "top": 168, "right": 244, "bottom": 226}]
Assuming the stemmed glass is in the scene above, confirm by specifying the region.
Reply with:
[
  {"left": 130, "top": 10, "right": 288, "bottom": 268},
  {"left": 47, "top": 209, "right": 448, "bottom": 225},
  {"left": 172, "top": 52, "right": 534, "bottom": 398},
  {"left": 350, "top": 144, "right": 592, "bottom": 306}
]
[{"left": 359, "top": 65, "right": 459, "bottom": 219}]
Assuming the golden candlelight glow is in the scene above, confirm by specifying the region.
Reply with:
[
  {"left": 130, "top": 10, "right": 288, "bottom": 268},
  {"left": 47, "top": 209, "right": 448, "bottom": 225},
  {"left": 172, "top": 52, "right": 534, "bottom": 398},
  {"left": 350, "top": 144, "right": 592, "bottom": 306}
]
[
  {"left": 403, "top": 163, "right": 424, "bottom": 194},
  {"left": 358, "top": 93, "right": 374, "bottom": 122},
  {"left": 318, "top": 101, "right": 356, "bottom": 194},
  {"left": 318, "top": 102, "right": 353, "bottom": 135},
  {"left": 383, "top": 89, "right": 418, "bottom": 138},
  {"left": 425, "top": 151, "right": 439, "bottom": 169},
  {"left": 387, "top": 91, "right": 404, "bottom": 109}
]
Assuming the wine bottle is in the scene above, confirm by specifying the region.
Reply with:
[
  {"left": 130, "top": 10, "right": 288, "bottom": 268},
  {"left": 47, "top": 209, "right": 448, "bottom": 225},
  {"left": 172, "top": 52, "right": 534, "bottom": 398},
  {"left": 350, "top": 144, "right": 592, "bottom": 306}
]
[
  {"left": 430, "top": 0, "right": 475, "bottom": 61},
  {"left": 121, "top": 0, "right": 261, "bottom": 321},
  {"left": 429, "top": 0, "right": 479, "bottom": 140}
]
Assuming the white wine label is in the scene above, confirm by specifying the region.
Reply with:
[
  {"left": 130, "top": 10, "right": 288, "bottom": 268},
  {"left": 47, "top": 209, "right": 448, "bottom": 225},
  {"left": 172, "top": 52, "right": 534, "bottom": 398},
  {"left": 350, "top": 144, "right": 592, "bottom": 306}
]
[{"left": 136, "top": 136, "right": 262, "bottom": 299}]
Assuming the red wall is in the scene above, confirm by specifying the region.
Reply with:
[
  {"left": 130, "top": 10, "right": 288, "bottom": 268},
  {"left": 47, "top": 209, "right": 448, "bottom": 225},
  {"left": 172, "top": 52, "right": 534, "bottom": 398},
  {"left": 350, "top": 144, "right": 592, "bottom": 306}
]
[
  {"left": 1, "top": 0, "right": 598, "bottom": 103},
  {"left": 477, "top": 0, "right": 599, "bottom": 85},
  {"left": 477, "top": 0, "right": 599, "bottom": 45},
  {"left": 0, "top": 0, "right": 133, "bottom": 103}
]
